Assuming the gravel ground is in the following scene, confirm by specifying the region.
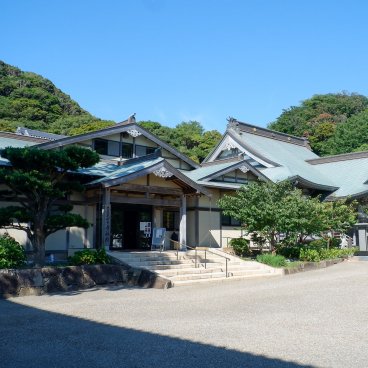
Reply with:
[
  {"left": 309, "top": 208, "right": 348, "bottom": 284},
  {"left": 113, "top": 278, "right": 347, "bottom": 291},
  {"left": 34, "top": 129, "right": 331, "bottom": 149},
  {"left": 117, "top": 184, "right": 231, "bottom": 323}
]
[{"left": 1, "top": 260, "right": 368, "bottom": 368}]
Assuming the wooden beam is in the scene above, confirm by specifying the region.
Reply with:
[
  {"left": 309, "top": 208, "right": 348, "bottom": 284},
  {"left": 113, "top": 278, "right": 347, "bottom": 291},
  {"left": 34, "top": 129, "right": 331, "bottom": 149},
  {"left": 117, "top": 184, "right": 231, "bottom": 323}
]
[
  {"left": 112, "top": 183, "right": 183, "bottom": 196},
  {"left": 110, "top": 195, "right": 180, "bottom": 207}
]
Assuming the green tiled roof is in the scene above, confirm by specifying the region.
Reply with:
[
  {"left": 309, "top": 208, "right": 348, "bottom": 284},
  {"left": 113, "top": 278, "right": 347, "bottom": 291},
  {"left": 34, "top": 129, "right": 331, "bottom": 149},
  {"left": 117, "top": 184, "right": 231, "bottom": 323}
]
[
  {"left": 234, "top": 131, "right": 336, "bottom": 189},
  {"left": 313, "top": 157, "right": 368, "bottom": 198},
  {"left": 87, "top": 157, "right": 164, "bottom": 185},
  {"left": 182, "top": 160, "right": 242, "bottom": 181},
  {"left": 0, "top": 137, "right": 38, "bottom": 149}
]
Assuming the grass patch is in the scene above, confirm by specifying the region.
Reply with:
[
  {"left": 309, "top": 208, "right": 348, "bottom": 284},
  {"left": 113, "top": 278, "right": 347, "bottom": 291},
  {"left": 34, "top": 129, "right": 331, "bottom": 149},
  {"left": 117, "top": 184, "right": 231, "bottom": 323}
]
[{"left": 256, "top": 254, "right": 287, "bottom": 268}]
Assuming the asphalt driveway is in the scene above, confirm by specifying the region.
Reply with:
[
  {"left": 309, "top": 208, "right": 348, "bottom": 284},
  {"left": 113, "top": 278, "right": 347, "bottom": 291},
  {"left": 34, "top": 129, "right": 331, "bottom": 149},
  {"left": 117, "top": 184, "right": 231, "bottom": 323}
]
[{"left": 1, "top": 260, "right": 367, "bottom": 368}]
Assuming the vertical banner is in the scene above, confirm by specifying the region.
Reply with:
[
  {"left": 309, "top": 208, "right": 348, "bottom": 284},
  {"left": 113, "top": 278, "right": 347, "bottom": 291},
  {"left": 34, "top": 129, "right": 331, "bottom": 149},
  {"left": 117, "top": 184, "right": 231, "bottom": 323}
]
[{"left": 103, "top": 204, "right": 111, "bottom": 249}]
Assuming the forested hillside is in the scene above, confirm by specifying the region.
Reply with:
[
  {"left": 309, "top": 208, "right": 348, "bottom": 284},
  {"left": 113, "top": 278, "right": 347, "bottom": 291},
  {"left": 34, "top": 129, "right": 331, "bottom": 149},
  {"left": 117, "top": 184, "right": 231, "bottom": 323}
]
[
  {"left": 268, "top": 93, "right": 368, "bottom": 156},
  {"left": 0, "top": 61, "right": 221, "bottom": 162},
  {"left": 3, "top": 61, "right": 368, "bottom": 161},
  {"left": 0, "top": 61, "right": 114, "bottom": 135},
  {"left": 139, "top": 121, "right": 222, "bottom": 162}
]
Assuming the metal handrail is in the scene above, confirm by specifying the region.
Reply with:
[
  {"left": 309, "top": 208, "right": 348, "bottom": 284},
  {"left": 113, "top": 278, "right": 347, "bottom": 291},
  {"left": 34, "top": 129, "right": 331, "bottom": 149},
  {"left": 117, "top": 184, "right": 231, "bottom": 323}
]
[{"left": 170, "top": 241, "right": 231, "bottom": 278}]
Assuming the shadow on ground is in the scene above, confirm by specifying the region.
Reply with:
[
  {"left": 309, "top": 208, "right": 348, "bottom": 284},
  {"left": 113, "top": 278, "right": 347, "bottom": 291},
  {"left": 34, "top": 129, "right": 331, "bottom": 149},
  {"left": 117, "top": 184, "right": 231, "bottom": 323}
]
[{"left": 0, "top": 299, "right": 315, "bottom": 368}]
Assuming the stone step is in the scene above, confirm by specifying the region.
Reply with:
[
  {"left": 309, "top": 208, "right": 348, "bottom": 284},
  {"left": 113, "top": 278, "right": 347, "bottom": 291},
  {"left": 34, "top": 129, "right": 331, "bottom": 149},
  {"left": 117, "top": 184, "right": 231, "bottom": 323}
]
[
  {"left": 169, "top": 272, "right": 227, "bottom": 281},
  {"left": 152, "top": 267, "right": 226, "bottom": 276},
  {"left": 154, "top": 266, "right": 268, "bottom": 277},
  {"left": 145, "top": 262, "right": 224, "bottom": 270},
  {"left": 127, "top": 259, "right": 196, "bottom": 267},
  {"left": 111, "top": 254, "right": 185, "bottom": 261},
  {"left": 168, "top": 268, "right": 271, "bottom": 281},
  {"left": 172, "top": 272, "right": 280, "bottom": 287},
  {"left": 352, "top": 256, "right": 368, "bottom": 262}
]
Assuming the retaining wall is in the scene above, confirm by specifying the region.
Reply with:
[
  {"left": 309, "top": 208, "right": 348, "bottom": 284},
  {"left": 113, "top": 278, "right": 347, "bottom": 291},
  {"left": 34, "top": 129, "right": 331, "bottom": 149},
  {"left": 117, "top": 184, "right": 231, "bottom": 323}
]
[{"left": 0, "top": 263, "right": 170, "bottom": 298}]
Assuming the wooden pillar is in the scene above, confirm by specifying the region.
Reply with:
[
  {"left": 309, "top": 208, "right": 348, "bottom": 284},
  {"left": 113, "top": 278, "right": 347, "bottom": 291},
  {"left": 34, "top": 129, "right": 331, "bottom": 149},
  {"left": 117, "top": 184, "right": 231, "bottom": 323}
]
[
  {"left": 102, "top": 188, "right": 111, "bottom": 251},
  {"left": 179, "top": 195, "right": 187, "bottom": 250}
]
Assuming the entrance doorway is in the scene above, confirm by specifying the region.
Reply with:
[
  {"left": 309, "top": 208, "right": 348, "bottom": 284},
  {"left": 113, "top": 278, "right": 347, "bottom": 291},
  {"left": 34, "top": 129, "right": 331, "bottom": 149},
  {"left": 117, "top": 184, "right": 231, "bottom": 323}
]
[{"left": 110, "top": 204, "right": 152, "bottom": 250}]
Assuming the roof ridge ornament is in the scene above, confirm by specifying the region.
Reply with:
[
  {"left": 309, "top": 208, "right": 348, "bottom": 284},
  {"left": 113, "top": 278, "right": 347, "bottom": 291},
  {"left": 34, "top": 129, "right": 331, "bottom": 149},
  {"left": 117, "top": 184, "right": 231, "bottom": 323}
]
[
  {"left": 226, "top": 116, "right": 239, "bottom": 132},
  {"left": 238, "top": 165, "right": 249, "bottom": 174},
  {"left": 127, "top": 129, "right": 141, "bottom": 137},
  {"left": 153, "top": 167, "right": 173, "bottom": 178}
]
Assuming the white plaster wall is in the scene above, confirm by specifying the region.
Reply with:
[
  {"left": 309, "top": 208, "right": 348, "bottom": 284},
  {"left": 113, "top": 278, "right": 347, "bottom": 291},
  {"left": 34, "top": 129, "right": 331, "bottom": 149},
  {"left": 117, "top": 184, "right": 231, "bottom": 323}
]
[
  {"left": 186, "top": 210, "right": 196, "bottom": 246},
  {"left": 198, "top": 210, "right": 221, "bottom": 247},
  {"left": 46, "top": 230, "right": 67, "bottom": 251},
  {"left": 68, "top": 205, "right": 85, "bottom": 250}
]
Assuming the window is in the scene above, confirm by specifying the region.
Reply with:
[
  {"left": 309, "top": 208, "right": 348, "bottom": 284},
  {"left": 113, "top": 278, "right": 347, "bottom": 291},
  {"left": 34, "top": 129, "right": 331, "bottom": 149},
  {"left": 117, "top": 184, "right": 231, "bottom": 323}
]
[
  {"left": 94, "top": 139, "right": 123, "bottom": 157},
  {"left": 135, "top": 145, "right": 156, "bottom": 157},
  {"left": 93, "top": 138, "right": 153, "bottom": 159},
  {"left": 94, "top": 139, "right": 108, "bottom": 155},
  {"left": 221, "top": 214, "right": 241, "bottom": 226},
  {"left": 216, "top": 148, "right": 239, "bottom": 160},
  {"left": 121, "top": 143, "right": 133, "bottom": 158},
  {"left": 108, "top": 141, "right": 120, "bottom": 156},
  {"left": 163, "top": 211, "right": 180, "bottom": 231}
]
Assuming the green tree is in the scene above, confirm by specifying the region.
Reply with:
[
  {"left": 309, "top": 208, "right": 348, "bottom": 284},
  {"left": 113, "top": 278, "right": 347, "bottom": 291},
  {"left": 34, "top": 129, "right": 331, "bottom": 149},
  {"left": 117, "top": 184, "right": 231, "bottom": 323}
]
[
  {"left": 218, "top": 181, "right": 357, "bottom": 251},
  {"left": 0, "top": 146, "right": 99, "bottom": 265},
  {"left": 320, "top": 200, "right": 357, "bottom": 248},
  {"left": 219, "top": 181, "right": 300, "bottom": 250},
  {"left": 326, "top": 110, "right": 368, "bottom": 154},
  {"left": 139, "top": 120, "right": 221, "bottom": 163},
  {"left": 269, "top": 92, "right": 368, "bottom": 155}
]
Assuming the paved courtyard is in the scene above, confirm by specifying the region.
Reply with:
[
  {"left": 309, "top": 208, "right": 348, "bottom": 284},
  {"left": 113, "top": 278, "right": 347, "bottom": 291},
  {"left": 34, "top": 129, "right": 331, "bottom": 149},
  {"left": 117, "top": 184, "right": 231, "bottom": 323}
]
[{"left": 1, "top": 260, "right": 368, "bottom": 368}]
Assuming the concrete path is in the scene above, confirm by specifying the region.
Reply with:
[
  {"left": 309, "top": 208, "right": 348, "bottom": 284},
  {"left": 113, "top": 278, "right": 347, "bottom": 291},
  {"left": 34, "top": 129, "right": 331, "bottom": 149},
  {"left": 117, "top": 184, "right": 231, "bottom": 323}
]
[{"left": 1, "top": 261, "right": 367, "bottom": 368}]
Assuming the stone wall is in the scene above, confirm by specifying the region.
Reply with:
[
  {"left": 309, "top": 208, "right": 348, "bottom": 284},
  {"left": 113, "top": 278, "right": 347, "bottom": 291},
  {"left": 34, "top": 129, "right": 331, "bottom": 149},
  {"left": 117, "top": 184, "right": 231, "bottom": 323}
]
[{"left": 0, "top": 264, "right": 171, "bottom": 298}]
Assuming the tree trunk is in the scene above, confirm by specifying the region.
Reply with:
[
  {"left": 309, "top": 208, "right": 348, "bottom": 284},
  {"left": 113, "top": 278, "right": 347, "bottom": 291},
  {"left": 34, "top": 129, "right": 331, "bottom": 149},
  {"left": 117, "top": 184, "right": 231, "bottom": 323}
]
[{"left": 32, "top": 222, "right": 46, "bottom": 267}]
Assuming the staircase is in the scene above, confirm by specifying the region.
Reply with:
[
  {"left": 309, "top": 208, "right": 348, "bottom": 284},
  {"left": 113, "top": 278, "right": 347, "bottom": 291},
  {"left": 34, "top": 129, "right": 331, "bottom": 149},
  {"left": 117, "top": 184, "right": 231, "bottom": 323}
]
[{"left": 108, "top": 249, "right": 282, "bottom": 287}]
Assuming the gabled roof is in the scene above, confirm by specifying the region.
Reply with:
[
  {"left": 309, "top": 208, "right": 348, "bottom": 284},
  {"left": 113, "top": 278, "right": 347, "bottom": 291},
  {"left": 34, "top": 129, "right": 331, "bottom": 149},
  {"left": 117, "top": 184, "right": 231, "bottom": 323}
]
[
  {"left": 16, "top": 127, "right": 67, "bottom": 141},
  {"left": 183, "top": 157, "right": 268, "bottom": 184},
  {"left": 85, "top": 150, "right": 210, "bottom": 196},
  {"left": 228, "top": 118, "right": 311, "bottom": 148},
  {"left": 312, "top": 156, "right": 368, "bottom": 199},
  {"left": 35, "top": 116, "right": 199, "bottom": 169}
]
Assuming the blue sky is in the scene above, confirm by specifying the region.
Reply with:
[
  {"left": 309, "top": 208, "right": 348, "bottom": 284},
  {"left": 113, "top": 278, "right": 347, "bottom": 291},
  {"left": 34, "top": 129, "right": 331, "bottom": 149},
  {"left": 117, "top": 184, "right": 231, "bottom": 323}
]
[{"left": 2, "top": 0, "right": 368, "bottom": 133}]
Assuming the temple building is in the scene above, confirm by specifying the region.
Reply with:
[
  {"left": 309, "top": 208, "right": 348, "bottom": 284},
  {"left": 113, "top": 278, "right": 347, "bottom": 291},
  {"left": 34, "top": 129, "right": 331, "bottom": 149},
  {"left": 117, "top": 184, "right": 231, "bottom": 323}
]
[{"left": 1, "top": 115, "right": 368, "bottom": 258}]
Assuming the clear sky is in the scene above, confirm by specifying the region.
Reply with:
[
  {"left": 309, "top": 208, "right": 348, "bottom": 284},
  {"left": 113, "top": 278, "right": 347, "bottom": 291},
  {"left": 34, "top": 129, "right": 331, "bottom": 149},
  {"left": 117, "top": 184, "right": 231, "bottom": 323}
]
[{"left": 2, "top": 0, "right": 368, "bottom": 133}]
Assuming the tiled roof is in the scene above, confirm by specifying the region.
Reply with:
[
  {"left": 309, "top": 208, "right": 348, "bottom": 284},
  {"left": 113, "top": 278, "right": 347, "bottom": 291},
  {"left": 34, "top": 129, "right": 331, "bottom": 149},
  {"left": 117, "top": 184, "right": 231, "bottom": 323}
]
[
  {"left": 313, "top": 157, "right": 368, "bottom": 198},
  {"left": 86, "top": 156, "right": 164, "bottom": 186},
  {"left": 16, "top": 127, "right": 67, "bottom": 141},
  {"left": 230, "top": 129, "right": 336, "bottom": 189}
]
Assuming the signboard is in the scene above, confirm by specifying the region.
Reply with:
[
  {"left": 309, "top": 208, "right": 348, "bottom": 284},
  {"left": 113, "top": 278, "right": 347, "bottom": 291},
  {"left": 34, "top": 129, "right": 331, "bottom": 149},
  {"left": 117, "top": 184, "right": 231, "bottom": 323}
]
[
  {"left": 151, "top": 227, "right": 166, "bottom": 250},
  {"left": 140, "top": 222, "right": 152, "bottom": 237}
]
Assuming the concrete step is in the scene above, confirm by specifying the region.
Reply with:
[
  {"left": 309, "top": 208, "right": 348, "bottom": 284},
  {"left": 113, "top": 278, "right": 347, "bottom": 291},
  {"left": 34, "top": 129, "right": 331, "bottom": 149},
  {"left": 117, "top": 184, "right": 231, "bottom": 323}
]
[
  {"left": 156, "top": 266, "right": 269, "bottom": 277},
  {"left": 127, "top": 259, "right": 196, "bottom": 267},
  {"left": 145, "top": 262, "right": 223, "bottom": 270},
  {"left": 352, "top": 256, "right": 368, "bottom": 262},
  {"left": 169, "top": 272, "right": 227, "bottom": 281},
  {"left": 172, "top": 272, "right": 280, "bottom": 287},
  {"left": 153, "top": 267, "right": 226, "bottom": 276}
]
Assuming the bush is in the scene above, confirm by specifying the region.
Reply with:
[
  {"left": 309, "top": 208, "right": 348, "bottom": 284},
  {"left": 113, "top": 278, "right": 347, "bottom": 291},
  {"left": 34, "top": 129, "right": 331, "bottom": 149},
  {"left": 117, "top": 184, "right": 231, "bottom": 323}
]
[
  {"left": 309, "top": 238, "right": 341, "bottom": 249},
  {"left": 300, "top": 247, "right": 357, "bottom": 262},
  {"left": 69, "top": 248, "right": 109, "bottom": 266},
  {"left": 0, "top": 234, "right": 26, "bottom": 269},
  {"left": 300, "top": 248, "right": 321, "bottom": 262},
  {"left": 276, "top": 243, "right": 303, "bottom": 259},
  {"left": 256, "top": 254, "right": 287, "bottom": 268},
  {"left": 230, "top": 238, "right": 251, "bottom": 257}
]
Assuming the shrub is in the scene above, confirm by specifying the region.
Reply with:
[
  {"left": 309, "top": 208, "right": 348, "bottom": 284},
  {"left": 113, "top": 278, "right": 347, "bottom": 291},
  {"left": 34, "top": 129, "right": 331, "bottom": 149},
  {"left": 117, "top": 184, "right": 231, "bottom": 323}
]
[
  {"left": 300, "top": 248, "right": 321, "bottom": 262},
  {"left": 276, "top": 243, "right": 303, "bottom": 259},
  {"left": 230, "top": 238, "right": 251, "bottom": 257},
  {"left": 69, "top": 248, "right": 110, "bottom": 266},
  {"left": 0, "top": 234, "right": 26, "bottom": 269},
  {"left": 308, "top": 239, "right": 327, "bottom": 249},
  {"left": 309, "top": 238, "right": 341, "bottom": 249},
  {"left": 300, "top": 246, "right": 357, "bottom": 262},
  {"left": 256, "top": 254, "right": 287, "bottom": 268}
]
